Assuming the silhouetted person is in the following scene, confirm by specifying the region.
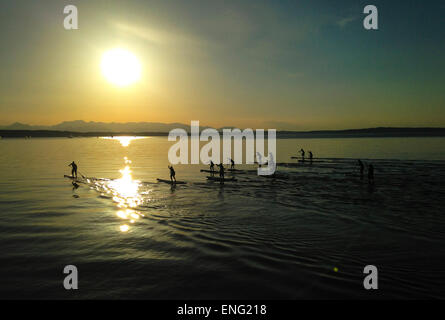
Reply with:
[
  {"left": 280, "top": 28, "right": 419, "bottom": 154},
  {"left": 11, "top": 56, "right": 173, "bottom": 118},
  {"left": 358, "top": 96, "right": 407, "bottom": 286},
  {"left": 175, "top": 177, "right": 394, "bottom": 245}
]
[
  {"left": 168, "top": 165, "right": 176, "bottom": 182},
  {"left": 358, "top": 160, "right": 364, "bottom": 179},
  {"left": 309, "top": 151, "right": 313, "bottom": 164},
  {"left": 300, "top": 148, "right": 305, "bottom": 162},
  {"left": 230, "top": 158, "right": 235, "bottom": 170},
  {"left": 217, "top": 164, "right": 225, "bottom": 179},
  {"left": 210, "top": 160, "right": 215, "bottom": 176},
  {"left": 368, "top": 164, "right": 374, "bottom": 184},
  {"left": 68, "top": 161, "right": 78, "bottom": 178}
]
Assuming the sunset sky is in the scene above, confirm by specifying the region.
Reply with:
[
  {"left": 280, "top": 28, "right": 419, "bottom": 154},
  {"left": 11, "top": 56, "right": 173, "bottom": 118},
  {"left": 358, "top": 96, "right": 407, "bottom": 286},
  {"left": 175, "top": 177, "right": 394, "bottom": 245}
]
[{"left": 0, "top": 0, "right": 444, "bottom": 130}]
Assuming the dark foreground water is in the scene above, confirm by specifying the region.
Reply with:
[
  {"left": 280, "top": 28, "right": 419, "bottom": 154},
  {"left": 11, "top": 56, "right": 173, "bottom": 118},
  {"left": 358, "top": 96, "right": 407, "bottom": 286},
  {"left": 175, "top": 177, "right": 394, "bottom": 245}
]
[{"left": 0, "top": 137, "right": 444, "bottom": 299}]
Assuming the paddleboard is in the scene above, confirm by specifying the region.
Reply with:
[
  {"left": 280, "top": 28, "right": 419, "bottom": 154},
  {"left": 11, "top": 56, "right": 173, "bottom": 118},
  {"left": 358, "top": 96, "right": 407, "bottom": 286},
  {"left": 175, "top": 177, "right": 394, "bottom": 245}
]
[
  {"left": 206, "top": 176, "right": 237, "bottom": 182},
  {"left": 290, "top": 157, "right": 319, "bottom": 162},
  {"left": 200, "top": 169, "right": 216, "bottom": 173},
  {"left": 227, "top": 169, "right": 247, "bottom": 174},
  {"left": 64, "top": 175, "right": 79, "bottom": 179},
  {"left": 157, "top": 178, "right": 186, "bottom": 185}
]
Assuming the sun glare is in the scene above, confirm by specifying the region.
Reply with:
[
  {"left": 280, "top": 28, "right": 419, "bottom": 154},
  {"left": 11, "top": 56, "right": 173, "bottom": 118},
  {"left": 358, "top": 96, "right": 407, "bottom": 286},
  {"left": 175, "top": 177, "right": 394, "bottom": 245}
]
[
  {"left": 101, "top": 136, "right": 147, "bottom": 147},
  {"left": 101, "top": 48, "right": 141, "bottom": 87}
]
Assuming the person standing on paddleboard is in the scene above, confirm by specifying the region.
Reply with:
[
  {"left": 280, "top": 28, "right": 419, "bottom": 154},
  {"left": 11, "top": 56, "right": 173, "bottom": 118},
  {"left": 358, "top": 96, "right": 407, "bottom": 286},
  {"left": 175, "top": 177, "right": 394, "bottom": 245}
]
[
  {"left": 217, "top": 164, "right": 225, "bottom": 184},
  {"left": 300, "top": 148, "right": 305, "bottom": 162},
  {"left": 210, "top": 160, "right": 215, "bottom": 176},
  {"left": 230, "top": 158, "right": 235, "bottom": 170},
  {"left": 217, "top": 164, "right": 225, "bottom": 179},
  {"left": 68, "top": 161, "right": 78, "bottom": 178},
  {"left": 168, "top": 165, "right": 176, "bottom": 182},
  {"left": 309, "top": 151, "right": 313, "bottom": 164}
]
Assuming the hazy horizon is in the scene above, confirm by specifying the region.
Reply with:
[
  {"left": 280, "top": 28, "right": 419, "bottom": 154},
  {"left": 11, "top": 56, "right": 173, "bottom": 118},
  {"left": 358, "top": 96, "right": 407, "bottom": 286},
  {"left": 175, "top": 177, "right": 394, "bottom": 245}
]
[{"left": 2, "top": 119, "right": 445, "bottom": 133}]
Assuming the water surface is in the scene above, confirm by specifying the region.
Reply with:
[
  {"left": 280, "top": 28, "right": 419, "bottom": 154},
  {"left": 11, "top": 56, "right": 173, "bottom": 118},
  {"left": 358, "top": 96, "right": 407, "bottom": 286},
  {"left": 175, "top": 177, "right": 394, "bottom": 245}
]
[{"left": 0, "top": 136, "right": 444, "bottom": 299}]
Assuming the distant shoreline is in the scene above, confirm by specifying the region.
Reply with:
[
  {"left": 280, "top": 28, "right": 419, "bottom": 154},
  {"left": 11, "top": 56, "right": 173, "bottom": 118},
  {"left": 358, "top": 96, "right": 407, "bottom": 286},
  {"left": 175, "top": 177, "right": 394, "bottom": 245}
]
[{"left": 1, "top": 127, "right": 445, "bottom": 138}]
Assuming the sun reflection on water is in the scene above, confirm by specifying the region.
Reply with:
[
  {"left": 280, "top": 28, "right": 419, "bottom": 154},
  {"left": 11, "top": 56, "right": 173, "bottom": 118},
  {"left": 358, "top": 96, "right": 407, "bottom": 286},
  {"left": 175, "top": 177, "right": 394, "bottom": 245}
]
[
  {"left": 98, "top": 157, "right": 148, "bottom": 233},
  {"left": 101, "top": 136, "right": 147, "bottom": 147},
  {"left": 108, "top": 165, "right": 141, "bottom": 206}
]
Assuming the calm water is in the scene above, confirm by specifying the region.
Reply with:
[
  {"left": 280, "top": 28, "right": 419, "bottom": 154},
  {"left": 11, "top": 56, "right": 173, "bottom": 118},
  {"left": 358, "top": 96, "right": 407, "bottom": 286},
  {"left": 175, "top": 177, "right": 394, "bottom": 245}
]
[{"left": 0, "top": 136, "right": 444, "bottom": 299}]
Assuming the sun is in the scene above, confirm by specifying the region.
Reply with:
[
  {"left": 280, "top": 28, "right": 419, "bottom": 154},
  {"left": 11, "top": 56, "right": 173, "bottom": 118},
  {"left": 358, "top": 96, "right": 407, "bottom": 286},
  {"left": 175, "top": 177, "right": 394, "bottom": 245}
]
[{"left": 101, "top": 48, "right": 141, "bottom": 87}]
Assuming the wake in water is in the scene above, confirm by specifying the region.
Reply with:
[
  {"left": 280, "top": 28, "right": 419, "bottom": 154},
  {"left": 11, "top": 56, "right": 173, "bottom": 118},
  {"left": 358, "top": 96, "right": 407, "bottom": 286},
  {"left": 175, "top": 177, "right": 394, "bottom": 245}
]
[
  {"left": 70, "top": 157, "right": 445, "bottom": 233},
  {"left": 61, "top": 156, "right": 445, "bottom": 298}
]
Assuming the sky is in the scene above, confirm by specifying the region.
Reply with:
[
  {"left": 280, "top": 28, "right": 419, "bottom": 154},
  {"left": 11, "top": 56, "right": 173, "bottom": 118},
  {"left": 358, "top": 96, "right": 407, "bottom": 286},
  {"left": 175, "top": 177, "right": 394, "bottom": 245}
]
[{"left": 0, "top": 0, "right": 444, "bottom": 130}]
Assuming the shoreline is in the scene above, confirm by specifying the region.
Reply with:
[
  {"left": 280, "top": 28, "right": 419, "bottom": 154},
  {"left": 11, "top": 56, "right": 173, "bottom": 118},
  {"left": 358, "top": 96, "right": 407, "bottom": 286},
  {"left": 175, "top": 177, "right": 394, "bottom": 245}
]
[{"left": 1, "top": 127, "right": 445, "bottom": 139}]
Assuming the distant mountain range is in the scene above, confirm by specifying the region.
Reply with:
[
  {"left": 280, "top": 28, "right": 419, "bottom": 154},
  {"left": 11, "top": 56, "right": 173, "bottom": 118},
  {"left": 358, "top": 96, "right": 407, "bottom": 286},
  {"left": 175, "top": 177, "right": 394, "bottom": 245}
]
[
  {"left": 0, "top": 121, "right": 445, "bottom": 138},
  {"left": 0, "top": 120, "right": 194, "bottom": 133}
]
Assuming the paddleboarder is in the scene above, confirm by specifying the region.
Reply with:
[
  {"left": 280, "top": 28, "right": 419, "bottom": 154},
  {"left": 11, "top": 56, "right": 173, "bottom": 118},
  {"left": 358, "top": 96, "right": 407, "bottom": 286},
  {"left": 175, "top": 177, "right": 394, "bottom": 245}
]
[
  {"left": 217, "top": 163, "right": 225, "bottom": 179},
  {"left": 217, "top": 164, "right": 225, "bottom": 184},
  {"left": 68, "top": 161, "right": 78, "bottom": 178},
  {"left": 299, "top": 149, "right": 305, "bottom": 162},
  {"left": 210, "top": 160, "right": 215, "bottom": 176},
  {"left": 168, "top": 165, "right": 176, "bottom": 183}
]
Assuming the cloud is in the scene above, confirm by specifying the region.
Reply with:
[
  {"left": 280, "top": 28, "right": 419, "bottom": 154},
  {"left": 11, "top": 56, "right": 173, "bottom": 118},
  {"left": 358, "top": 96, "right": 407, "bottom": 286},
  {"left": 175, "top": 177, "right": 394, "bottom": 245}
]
[
  {"left": 112, "top": 21, "right": 204, "bottom": 49},
  {"left": 336, "top": 16, "right": 358, "bottom": 28}
]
